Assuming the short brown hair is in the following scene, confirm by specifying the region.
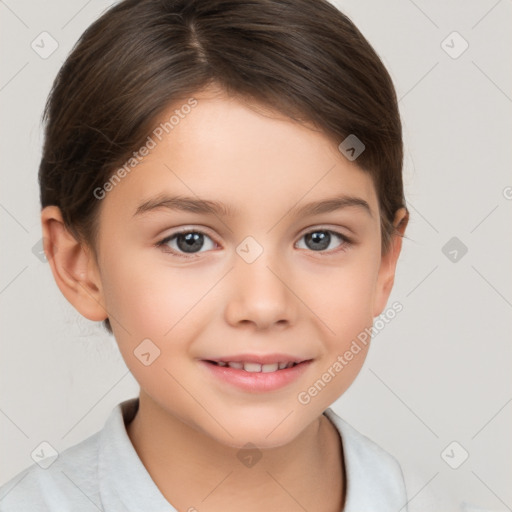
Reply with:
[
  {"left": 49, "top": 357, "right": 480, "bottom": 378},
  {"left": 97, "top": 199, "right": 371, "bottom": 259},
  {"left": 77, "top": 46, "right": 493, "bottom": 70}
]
[{"left": 39, "top": 0, "right": 408, "bottom": 334}]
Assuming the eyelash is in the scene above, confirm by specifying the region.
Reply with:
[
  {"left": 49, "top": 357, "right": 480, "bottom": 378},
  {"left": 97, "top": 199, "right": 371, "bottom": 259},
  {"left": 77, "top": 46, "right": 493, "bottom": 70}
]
[{"left": 155, "top": 227, "right": 353, "bottom": 259}]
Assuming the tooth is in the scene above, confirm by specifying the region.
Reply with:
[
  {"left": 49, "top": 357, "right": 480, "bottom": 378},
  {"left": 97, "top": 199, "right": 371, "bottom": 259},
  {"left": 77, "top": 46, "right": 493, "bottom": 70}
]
[
  {"left": 217, "top": 361, "right": 228, "bottom": 367},
  {"left": 228, "top": 361, "right": 243, "bottom": 369},
  {"left": 243, "top": 362, "right": 262, "bottom": 372},
  {"left": 262, "top": 363, "right": 279, "bottom": 373},
  {"left": 278, "top": 362, "right": 288, "bottom": 370},
  {"left": 286, "top": 362, "right": 295, "bottom": 369}
]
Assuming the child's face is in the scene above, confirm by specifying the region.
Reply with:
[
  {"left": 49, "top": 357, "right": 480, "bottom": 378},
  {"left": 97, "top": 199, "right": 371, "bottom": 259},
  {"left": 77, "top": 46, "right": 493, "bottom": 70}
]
[{"left": 79, "top": 88, "right": 402, "bottom": 448}]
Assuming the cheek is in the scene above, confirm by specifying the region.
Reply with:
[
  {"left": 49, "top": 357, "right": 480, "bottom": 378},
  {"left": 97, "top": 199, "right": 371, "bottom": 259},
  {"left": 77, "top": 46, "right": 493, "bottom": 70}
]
[
  {"left": 99, "top": 252, "right": 217, "bottom": 376},
  {"left": 303, "top": 253, "right": 378, "bottom": 394},
  {"left": 100, "top": 257, "right": 198, "bottom": 393},
  {"left": 311, "top": 253, "right": 380, "bottom": 332},
  {"left": 100, "top": 246, "right": 208, "bottom": 336}
]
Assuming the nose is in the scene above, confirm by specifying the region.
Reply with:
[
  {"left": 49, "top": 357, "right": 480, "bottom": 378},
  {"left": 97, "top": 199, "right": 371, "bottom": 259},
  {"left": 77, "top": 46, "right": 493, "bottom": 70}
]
[{"left": 224, "top": 248, "right": 298, "bottom": 331}]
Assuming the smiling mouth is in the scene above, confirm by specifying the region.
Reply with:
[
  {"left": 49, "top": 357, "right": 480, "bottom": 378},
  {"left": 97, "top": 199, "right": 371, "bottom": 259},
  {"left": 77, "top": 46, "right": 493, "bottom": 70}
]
[
  {"left": 200, "top": 358, "right": 314, "bottom": 392},
  {"left": 204, "top": 360, "right": 305, "bottom": 373}
]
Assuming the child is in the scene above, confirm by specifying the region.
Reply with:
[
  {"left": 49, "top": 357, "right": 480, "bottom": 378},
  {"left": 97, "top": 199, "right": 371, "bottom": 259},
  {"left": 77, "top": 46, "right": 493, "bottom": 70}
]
[{"left": 1, "top": 0, "right": 430, "bottom": 510}]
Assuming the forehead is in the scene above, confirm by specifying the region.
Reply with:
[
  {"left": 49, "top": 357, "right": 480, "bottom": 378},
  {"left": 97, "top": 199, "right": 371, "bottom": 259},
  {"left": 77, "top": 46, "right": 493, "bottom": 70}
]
[{"left": 99, "top": 91, "right": 378, "bottom": 222}]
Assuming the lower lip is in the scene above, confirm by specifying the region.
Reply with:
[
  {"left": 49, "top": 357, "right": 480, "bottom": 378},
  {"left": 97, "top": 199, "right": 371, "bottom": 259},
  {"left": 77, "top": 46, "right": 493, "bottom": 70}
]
[{"left": 200, "top": 360, "right": 313, "bottom": 393}]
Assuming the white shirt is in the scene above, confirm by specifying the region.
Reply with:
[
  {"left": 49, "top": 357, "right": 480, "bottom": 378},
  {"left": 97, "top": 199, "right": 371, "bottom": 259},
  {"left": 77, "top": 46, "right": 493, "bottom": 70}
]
[{"left": 0, "top": 397, "right": 410, "bottom": 511}]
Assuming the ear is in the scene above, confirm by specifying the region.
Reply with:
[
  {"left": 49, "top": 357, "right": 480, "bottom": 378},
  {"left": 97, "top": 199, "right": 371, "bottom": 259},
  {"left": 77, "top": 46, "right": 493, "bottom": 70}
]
[
  {"left": 41, "top": 206, "right": 108, "bottom": 322},
  {"left": 372, "top": 207, "right": 409, "bottom": 317}
]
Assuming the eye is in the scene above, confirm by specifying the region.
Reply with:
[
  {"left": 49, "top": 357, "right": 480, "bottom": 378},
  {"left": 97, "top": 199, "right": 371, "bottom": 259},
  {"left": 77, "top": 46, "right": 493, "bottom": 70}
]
[
  {"left": 155, "top": 227, "right": 352, "bottom": 259},
  {"left": 156, "top": 229, "right": 217, "bottom": 258},
  {"left": 295, "top": 229, "right": 352, "bottom": 254}
]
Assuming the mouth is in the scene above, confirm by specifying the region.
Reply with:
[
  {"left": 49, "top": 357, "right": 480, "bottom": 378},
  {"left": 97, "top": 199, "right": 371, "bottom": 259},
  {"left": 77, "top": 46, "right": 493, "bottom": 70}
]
[
  {"left": 199, "top": 356, "right": 314, "bottom": 392},
  {"left": 203, "top": 360, "right": 303, "bottom": 373}
]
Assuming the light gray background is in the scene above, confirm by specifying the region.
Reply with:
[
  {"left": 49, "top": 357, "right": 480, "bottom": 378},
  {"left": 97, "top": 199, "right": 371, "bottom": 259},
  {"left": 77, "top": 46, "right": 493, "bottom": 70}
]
[{"left": 1, "top": 0, "right": 511, "bottom": 510}]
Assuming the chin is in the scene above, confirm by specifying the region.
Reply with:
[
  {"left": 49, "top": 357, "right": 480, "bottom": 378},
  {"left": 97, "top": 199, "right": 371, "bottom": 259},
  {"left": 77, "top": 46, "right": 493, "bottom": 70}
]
[
  {"left": 215, "top": 428, "right": 299, "bottom": 451},
  {"left": 200, "top": 411, "right": 310, "bottom": 451}
]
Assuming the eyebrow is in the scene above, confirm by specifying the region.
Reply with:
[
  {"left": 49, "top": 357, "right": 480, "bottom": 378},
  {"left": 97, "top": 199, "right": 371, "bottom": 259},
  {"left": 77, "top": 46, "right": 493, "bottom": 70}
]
[{"left": 133, "top": 194, "right": 372, "bottom": 218}]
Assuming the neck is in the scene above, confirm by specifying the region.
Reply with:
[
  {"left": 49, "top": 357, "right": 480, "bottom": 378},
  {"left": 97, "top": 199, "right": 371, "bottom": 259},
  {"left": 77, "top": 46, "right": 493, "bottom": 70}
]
[{"left": 126, "top": 390, "right": 345, "bottom": 512}]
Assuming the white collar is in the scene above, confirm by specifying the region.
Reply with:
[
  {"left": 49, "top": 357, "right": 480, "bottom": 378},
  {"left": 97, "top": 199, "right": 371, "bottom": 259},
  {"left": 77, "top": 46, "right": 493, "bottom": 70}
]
[{"left": 98, "top": 398, "right": 407, "bottom": 511}]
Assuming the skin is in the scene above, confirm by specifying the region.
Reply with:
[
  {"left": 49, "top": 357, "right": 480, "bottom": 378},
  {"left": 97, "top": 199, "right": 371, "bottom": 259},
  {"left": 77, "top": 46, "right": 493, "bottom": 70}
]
[{"left": 41, "top": 85, "right": 408, "bottom": 512}]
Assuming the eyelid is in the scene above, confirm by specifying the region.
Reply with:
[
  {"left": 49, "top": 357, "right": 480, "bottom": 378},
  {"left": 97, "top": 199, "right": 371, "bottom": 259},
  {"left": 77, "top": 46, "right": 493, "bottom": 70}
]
[
  {"left": 297, "top": 224, "right": 354, "bottom": 242},
  {"left": 158, "top": 225, "right": 218, "bottom": 242}
]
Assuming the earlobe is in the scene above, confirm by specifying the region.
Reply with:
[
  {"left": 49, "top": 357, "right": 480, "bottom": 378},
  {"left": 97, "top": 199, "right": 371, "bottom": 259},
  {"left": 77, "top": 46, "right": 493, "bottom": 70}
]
[
  {"left": 372, "top": 208, "right": 408, "bottom": 317},
  {"left": 41, "top": 206, "right": 108, "bottom": 322}
]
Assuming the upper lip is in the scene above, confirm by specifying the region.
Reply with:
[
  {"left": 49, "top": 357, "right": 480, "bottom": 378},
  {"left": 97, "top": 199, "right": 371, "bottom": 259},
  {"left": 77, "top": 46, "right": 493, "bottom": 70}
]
[{"left": 203, "top": 353, "right": 313, "bottom": 365}]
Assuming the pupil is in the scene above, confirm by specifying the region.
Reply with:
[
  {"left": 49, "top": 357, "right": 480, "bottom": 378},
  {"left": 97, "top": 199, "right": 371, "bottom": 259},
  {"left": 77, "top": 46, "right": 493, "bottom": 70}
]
[
  {"left": 177, "top": 232, "right": 203, "bottom": 253},
  {"left": 306, "top": 231, "right": 330, "bottom": 251}
]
